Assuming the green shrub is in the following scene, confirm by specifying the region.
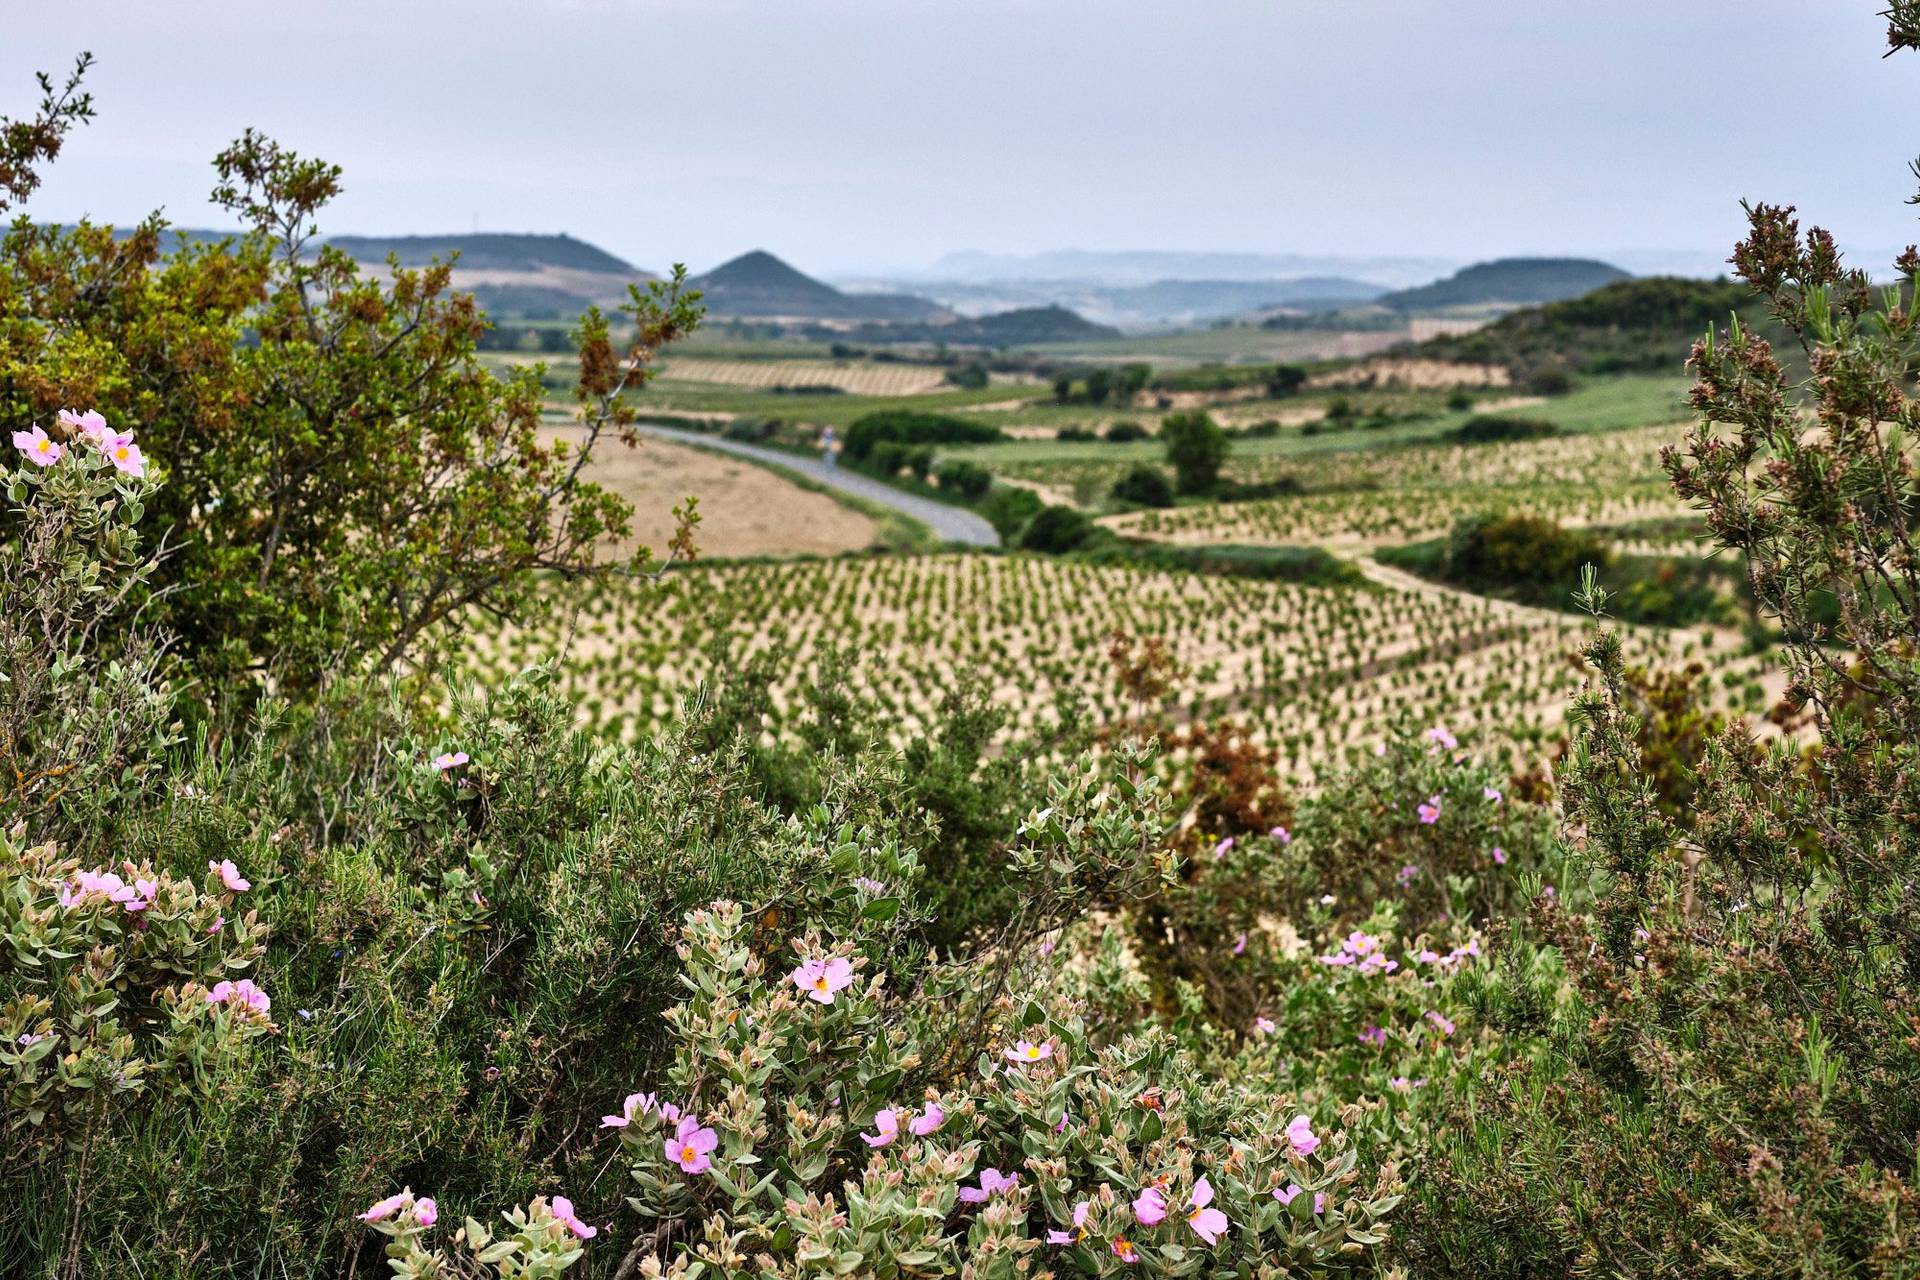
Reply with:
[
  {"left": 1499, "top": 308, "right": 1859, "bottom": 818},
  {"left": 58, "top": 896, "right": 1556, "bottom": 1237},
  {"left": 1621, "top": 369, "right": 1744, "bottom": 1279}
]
[
  {"left": 1445, "top": 511, "right": 1609, "bottom": 588},
  {"left": 978, "top": 484, "right": 1044, "bottom": 541},
  {"left": 1161, "top": 410, "right": 1229, "bottom": 494},
  {"left": 1449, "top": 414, "right": 1560, "bottom": 444},
  {"left": 1017, "top": 503, "right": 1095, "bottom": 554},
  {"left": 934, "top": 458, "right": 992, "bottom": 500},
  {"left": 1105, "top": 420, "right": 1150, "bottom": 443},
  {"left": 841, "top": 409, "right": 1004, "bottom": 461},
  {"left": 1110, "top": 464, "right": 1175, "bottom": 508}
]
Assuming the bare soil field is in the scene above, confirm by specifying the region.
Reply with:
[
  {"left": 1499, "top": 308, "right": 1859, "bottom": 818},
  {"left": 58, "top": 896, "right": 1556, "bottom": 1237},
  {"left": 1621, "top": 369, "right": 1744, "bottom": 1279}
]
[
  {"left": 656, "top": 358, "right": 949, "bottom": 395},
  {"left": 542, "top": 429, "right": 877, "bottom": 560}
]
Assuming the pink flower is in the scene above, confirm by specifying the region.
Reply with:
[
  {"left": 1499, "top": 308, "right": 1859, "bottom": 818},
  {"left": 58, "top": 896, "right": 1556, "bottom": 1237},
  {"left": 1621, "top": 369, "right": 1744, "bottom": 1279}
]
[
  {"left": 1212, "top": 836, "right": 1234, "bottom": 859},
  {"left": 1047, "top": 1200, "right": 1091, "bottom": 1245},
  {"left": 1359, "top": 1024, "right": 1387, "bottom": 1047},
  {"left": 1273, "top": 1182, "right": 1302, "bottom": 1206},
  {"left": 1492, "top": 845, "right": 1508, "bottom": 865},
  {"left": 601, "top": 1091, "right": 656, "bottom": 1128},
  {"left": 207, "top": 915, "right": 225, "bottom": 935},
  {"left": 791, "top": 956, "right": 854, "bottom": 1004},
  {"left": 958, "top": 1168, "right": 1019, "bottom": 1203},
  {"left": 1425, "top": 725, "right": 1458, "bottom": 750},
  {"left": 1003, "top": 1039, "right": 1054, "bottom": 1065},
  {"left": 1426, "top": 1010, "right": 1456, "bottom": 1037},
  {"left": 664, "top": 1115, "right": 718, "bottom": 1175},
  {"left": 907, "top": 1102, "right": 945, "bottom": 1136},
  {"left": 1253, "top": 1015, "right": 1276, "bottom": 1035},
  {"left": 413, "top": 1197, "right": 438, "bottom": 1227},
  {"left": 1232, "top": 932, "right": 1247, "bottom": 955},
  {"left": 1483, "top": 786, "right": 1504, "bottom": 804},
  {"left": 57, "top": 409, "right": 110, "bottom": 442},
  {"left": 433, "top": 751, "right": 469, "bottom": 771},
  {"left": 1132, "top": 1185, "right": 1167, "bottom": 1226},
  {"left": 1185, "top": 1177, "right": 1229, "bottom": 1245},
  {"left": 861, "top": 1107, "right": 901, "bottom": 1147},
  {"left": 12, "top": 426, "right": 62, "bottom": 466},
  {"left": 359, "top": 1191, "right": 409, "bottom": 1222},
  {"left": 206, "top": 979, "right": 270, "bottom": 1015},
  {"left": 1314, "top": 1192, "right": 1327, "bottom": 1214},
  {"left": 1112, "top": 1236, "right": 1140, "bottom": 1263},
  {"left": 1417, "top": 795, "right": 1442, "bottom": 825},
  {"left": 209, "top": 859, "right": 251, "bottom": 892},
  {"left": 1285, "top": 1114, "right": 1320, "bottom": 1156},
  {"left": 1270, "top": 825, "right": 1292, "bottom": 844},
  {"left": 551, "top": 1195, "right": 597, "bottom": 1239},
  {"left": 102, "top": 432, "right": 145, "bottom": 477},
  {"left": 59, "top": 869, "right": 138, "bottom": 909}
]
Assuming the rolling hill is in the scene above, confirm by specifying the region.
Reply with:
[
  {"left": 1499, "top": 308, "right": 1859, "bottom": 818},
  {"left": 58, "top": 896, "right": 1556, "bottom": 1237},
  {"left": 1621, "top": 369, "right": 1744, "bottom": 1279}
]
[
  {"left": 1381, "top": 257, "right": 1630, "bottom": 311},
  {"left": 689, "top": 250, "right": 949, "bottom": 322}
]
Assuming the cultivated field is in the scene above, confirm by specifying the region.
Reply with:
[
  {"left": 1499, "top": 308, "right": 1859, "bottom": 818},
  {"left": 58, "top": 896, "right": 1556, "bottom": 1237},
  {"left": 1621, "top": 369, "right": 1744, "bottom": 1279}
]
[
  {"left": 655, "top": 357, "right": 953, "bottom": 395},
  {"left": 542, "top": 429, "right": 881, "bottom": 559},
  {"left": 472, "top": 552, "right": 1773, "bottom": 782}
]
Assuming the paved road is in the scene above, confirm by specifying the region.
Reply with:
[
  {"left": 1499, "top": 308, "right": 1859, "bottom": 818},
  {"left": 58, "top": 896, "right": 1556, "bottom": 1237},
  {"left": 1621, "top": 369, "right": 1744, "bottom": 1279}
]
[{"left": 637, "top": 424, "right": 1000, "bottom": 548}]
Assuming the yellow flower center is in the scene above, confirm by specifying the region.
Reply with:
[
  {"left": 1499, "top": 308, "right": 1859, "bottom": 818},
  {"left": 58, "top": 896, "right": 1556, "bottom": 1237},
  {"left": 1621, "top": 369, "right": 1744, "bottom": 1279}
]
[
  {"left": 814, "top": 976, "right": 829, "bottom": 990},
  {"left": 681, "top": 1145, "right": 697, "bottom": 1161}
]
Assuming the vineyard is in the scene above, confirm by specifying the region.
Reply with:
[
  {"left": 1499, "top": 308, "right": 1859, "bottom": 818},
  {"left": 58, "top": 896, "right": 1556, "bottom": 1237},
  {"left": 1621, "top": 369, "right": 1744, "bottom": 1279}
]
[
  {"left": 655, "top": 357, "right": 954, "bottom": 395},
  {"left": 470, "top": 552, "right": 1774, "bottom": 781}
]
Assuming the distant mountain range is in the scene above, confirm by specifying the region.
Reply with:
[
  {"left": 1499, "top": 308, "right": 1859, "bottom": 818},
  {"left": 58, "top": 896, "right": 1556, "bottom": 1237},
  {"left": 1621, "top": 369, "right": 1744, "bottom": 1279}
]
[
  {"left": 917, "top": 248, "right": 1457, "bottom": 289},
  {"left": 1378, "top": 257, "right": 1630, "bottom": 311}
]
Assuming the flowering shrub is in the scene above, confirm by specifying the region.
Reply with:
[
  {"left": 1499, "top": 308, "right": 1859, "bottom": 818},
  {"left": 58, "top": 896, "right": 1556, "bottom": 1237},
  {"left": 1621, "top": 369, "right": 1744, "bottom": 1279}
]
[
  {"left": 597, "top": 771, "right": 1403, "bottom": 1277},
  {"left": 358, "top": 1188, "right": 594, "bottom": 1279},
  {"left": 0, "top": 826, "right": 271, "bottom": 1143},
  {"left": 0, "top": 410, "right": 171, "bottom": 834}
]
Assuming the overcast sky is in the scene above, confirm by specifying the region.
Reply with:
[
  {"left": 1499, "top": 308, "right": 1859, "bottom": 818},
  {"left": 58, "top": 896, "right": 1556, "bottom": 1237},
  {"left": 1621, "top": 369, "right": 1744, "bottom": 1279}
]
[{"left": 5, "top": 1, "right": 1915, "bottom": 279}]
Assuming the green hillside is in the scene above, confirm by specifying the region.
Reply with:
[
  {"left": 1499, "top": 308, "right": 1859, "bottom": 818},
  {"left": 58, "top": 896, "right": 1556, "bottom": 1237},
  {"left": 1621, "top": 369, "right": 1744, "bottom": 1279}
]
[
  {"left": 1381, "top": 256, "right": 1629, "bottom": 310},
  {"left": 324, "top": 232, "right": 644, "bottom": 274}
]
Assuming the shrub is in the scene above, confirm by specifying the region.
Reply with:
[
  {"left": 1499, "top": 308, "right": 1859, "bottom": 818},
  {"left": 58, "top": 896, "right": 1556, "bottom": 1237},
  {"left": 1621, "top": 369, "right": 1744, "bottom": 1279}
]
[
  {"left": 841, "top": 410, "right": 1003, "bottom": 461},
  {"left": 979, "top": 484, "right": 1044, "bottom": 541},
  {"left": 1444, "top": 388, "right": 1475, "bottom": 411},
  {"left": 1055, "top": 425, "right": 1097, "bottom": 442},
  {"left": 1018, "top": 504, "right": 1095, "bottom": 554},
  {"left": 934, "top": 458, "right": 992, "bottom": 500},
  {"left": 1161, "top": 410, "right": 1229, "bottom": 494},
  {"left": 1110, "top": 464, "right": 1175, "bottom": 508},
  {"left": 1104, "top": 420, "right": 1150, "bottom": 443},
  {"left": 945, "top": 360, "right": 989, "bottom": 389},
  {"left": 1444, "top": 511, "right": 1609, "bottom": 589},
  {"left": 1449, "top": 414, "right": 1560, "bottom": 444}
]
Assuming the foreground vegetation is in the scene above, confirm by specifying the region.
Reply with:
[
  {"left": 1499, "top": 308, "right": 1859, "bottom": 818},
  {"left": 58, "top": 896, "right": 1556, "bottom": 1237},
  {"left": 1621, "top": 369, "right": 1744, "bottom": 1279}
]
[{"left": 7, "top": 11, "right": 1920, "bottom": 1277}]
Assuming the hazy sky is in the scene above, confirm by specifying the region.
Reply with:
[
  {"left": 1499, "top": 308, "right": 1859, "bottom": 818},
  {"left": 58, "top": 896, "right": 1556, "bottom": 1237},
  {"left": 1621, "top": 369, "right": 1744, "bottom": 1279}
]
[{"left": 6, "top": 1, "right": 1916, "bottom": 279}]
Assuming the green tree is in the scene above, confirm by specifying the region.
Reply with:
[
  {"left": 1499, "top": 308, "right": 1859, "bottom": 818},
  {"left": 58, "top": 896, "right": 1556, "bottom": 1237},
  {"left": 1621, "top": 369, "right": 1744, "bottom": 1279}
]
[
  {"left": 1084, "top": 367, "right": 1113, "bottom": 404},
  {"left": 1161, "top": 410, "right": 1229, "bottom": 494}
]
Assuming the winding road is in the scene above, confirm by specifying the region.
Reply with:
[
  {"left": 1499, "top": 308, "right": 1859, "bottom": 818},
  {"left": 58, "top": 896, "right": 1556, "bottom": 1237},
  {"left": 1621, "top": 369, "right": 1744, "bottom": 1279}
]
[{"left": 637, "top": 424, "right": 1001, "bottom": 548}]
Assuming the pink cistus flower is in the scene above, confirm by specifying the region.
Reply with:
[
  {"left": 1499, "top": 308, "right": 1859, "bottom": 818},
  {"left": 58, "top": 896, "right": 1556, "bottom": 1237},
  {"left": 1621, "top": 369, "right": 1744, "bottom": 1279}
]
[
  {"left": 1253, "top": 1015, "right": 1276, "bottom": 1035},
  {"left": 59, "top": 869, "right": 138, "bottom": 910},
  {"left": 1492, "top": 845, "right": 1508, "bottom": 865},
  {"left": 664, "top": 1115, "right": 718, "bottom": 1175},
  {"left": 1232, "top": 932, "right": 1247, "bottom": 955},
  {"left": 1426, "top": 1010, "right": 1457, "bottom": 1037},
  {"left": 1359, "top": 1024, "right": 1387, "bottom": 1047},
  {"left": 206, "top": 978, "right": 271, "bottom": 1015},
  {"left": 907, "top": 1102, "right": 945, "bottom": 1136},
  {"left": 1132, "top": 1185, "right": 1167, "bottom": 1226},
  {"left": 861, "top": 1107, "right": 901, "bottom": 1147},
  {"left": 102, "top": 432, "right": 146, "bottom": 477},
  {"left": 1273, "top": 1182, "right": 1303, "bottom": 1206},
  {"left": 958, "top": 1167, "right": 1019, "bottom": 1203},
  {"left": 1003, "top": 1038, "right": 1054, "bottom": 1065},
  {"left": 1417, "top": 795, "right": 1442, "bottom": 825},
  {"left": 1285, "top": 1113, "right": 1320, "bottom": 1156},
  {"left": 1047, "top": 1200, "right": 1091, "bottom": 1245},
  {"left": 790, "top": 956, "right": 854, "bottom": 1005},
  {"left": 1425, "top": 725, "right": 1458, "bottom": 750},
  {"left": 358, "top": 1190, "right": 411, "bottom": 1222},
  {"left": 1111, "top": 1236, "right": 1140, "bottom": 1263},
  {"left": 413, "top": 1197, "right": 438, "bottom": 1227},
  {"left": 12, "top": 425, "right": 62, "bottom": 466},
  {"left": 1483, "top": 785, "right": 1504, "bottom": 804},
  {"left": 209, "top": 859, "right": 251, "bottom": 892},
  {"left": 433, "top": 751, "right": 470, "bottom": 771},
  {"left": 601, "top": 1091, "right": 658, "bottom": 1128},
  {"left": 551, "top": 1195, "right": 597, "bottom": 1239},
  {"left": 1212, "top": 836, "right": 1234, "bottom": 859},
  {"left": 1185, "top": 1177, "right": 1229, "bottom": 1244},
  {"left": 57, "top": 409, "right": 110, "bottom": 443},
  {"left": 1270, "top": 824, "right": 1292, "bottom": 844}
]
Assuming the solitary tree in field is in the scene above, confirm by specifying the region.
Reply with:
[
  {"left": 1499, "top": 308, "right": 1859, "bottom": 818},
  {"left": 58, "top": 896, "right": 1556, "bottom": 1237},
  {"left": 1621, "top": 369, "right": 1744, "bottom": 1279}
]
[{"left": 1161, "top": 410, "right": 1229, "bottom": 494}]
